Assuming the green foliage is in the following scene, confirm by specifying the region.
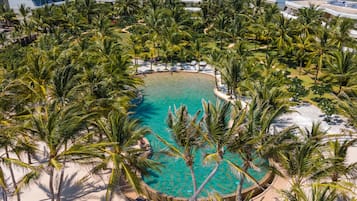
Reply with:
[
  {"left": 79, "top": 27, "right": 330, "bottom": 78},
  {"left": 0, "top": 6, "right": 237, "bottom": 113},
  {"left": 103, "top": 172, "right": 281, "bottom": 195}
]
[
  {"left": 0, "top": 0, "right": 356, "bottom": 200},
  {"left": 288, "top": 77, "right": 309, "bottom": 102},
  {"left": 310, "top": 83, "right": 332, "bottom": 97},
  {"left": 317, "top": 98, "right": 336, "bottom": 119}
]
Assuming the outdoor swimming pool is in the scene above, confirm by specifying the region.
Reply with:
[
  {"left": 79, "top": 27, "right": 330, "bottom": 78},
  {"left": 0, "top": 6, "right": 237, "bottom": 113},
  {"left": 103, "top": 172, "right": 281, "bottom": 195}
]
[
  {"left": 134, "top": 72, "right": 268, "bottom": 198},
  {"left": 329, "top": 0, "right": 357, "bottom": 8}
]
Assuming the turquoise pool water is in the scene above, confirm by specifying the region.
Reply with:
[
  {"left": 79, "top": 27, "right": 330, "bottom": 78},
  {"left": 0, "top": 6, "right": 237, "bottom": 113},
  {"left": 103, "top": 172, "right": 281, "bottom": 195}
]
[{"left": 134, "top": 72, "right": 267, "bottom": 198}]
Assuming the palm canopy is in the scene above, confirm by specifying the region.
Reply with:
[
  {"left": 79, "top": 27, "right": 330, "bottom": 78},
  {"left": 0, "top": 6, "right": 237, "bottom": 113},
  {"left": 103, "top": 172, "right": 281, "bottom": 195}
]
[
  {"left": 325, "top": 49, "right": 357, "bottom": 94},
  {"left": 94, "top": 110, "right": 160, "bottom": 201}
]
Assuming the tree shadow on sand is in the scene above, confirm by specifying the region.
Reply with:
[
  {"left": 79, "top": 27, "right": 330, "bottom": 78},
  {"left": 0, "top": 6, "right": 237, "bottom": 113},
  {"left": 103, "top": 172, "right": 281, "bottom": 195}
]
[{"left": 37, "top": 172, "right": 106, "bottom": 201}]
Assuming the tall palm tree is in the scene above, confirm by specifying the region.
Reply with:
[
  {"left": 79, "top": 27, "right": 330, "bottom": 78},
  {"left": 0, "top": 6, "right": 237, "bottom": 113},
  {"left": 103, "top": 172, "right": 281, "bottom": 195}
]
[
  {"left": 94, "top": 111, "right": 160, "bottom": 201},
  {"left": 325, "top": 49, "right": 357, "bottom": 94},
  {"left": 227, "top": 88, "right": 291, "bottom": 201},
  {"left": 282, "top": 183, "right": 338, "bottom": 201},
  {"left": 26, "top": 103, "right": 96, "bottom": 201},
  {"left": 296, "top": 5, "right": 324, "bottom": 38},
  {"left": 273, "top": 14, "right": 293, "bottom": 56},
  {"left": 219, "top": 53, "right": 244, "bottom": 99},
  {"left": 278, "top": 123, "right": 326, "bottom": 188},
  {"left": 336, "top": 93, "right": 357, "bottom": 127},
  {"left": 309, "top": 25, "right": 334, "bottom": 85},
  {"left": 211, "top": 13, "right": 230, "bottom": 50},
  {"left": 0, "top": 4, "right": 18, "bottom": 27},
  {"left": 204, "top": 47, "right": 223, "bottom": 90},
  {"left": 317, "top": 139, "right": 357, "bottom": 183},
  {"left": 330, "top": 17, "right": 355, "bottom": 48},
  {"left": 189, "top": 100, "right": 232, "bottom": 201},
  {"left": 157, "top": 105, "right": 202, "bottom": 197}
]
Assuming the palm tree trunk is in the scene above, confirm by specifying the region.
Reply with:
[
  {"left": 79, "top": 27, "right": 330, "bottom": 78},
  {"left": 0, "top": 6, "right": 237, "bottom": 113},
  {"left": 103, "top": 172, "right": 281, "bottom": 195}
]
[
  {"left": 56, "top": 143, "right": 67, "bottom": 201},
  {"left": 235, "top": 163, "right": 249, "bottom": 201},
  {"left": 2, "top": 187, "right": 8, "bottom": 201},
  {"left": 5, "top": 146, "right": 20, "bottom": 201},
  {"left": 338, "top": 83, "right": 343, "bottom": 94},
  {"left": 189, "top": 163, "right": 220, "bottom": 201},
  {"left": 314, "top": 54, "right": 323, "bottom": 85},
  {"left": 27, "top": 152, "right": 32, "bottom": 164},
  {"left": 214, "top": 69, "right": 219, "bottom": 90},
  {"left": 189, "top": 166, "right": 197, "bottom": 195},
  {"left": 49, "top": 165, "right": 55, "bottom": 201}
]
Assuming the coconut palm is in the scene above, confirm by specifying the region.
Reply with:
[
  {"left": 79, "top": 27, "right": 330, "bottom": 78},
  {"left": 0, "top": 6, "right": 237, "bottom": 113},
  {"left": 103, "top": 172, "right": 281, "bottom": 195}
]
[
  {"left": 296, "top": 5, "right": 324, "bottom": 38},
  {"left": 114, "top": 0, "right": 140, "bottom": 18},
  {"left": 293, "top": 34, "right": 314, "bottom": 72},
  {"left": 278, "top": 123, "right": 326, "bottom": 188},
  {"left": 204, "top": 47, "right": 223, "bottom": 90},
  {"left": 227, "top": 88, "right": 291, "bottom": 201},
  {"left": 128, "top": 34, "right": 143, "bottom": 72},
  {"left": 26, "top": 102, "right": 97, "bottom": 201},
  {"left": 316, "top": 139, "right": 357, "bottom": 183},
  {"left": 325, "top": 49, "right": 357, "bottom": 94},
  {"left": 0, "top": 4, "right": 18, "bottom": 27},
  {"left": 157, "top": 105, "right": 202, "bottom": 197},
  {"left": 282, "top": 183, "right": 339, "bottom": 201},
  {"left": 94, "top": 110, "right": 160, "bottom": 201},
  {"left": 309, "top": 25, "right": 334, "bottom": 85},
  {"left": 336, "top": 93, "right": 357, "bottom": 127},
  {"left": 330, "top": 17, "right": 355, "bottom": 48},
  {"left": 189, "top": 100, "right": 232, "bottom": 201},
  {"left": 219, "top": 53, "right": 244, "bottom": 99},
  {"left": 273, "top": 14, "right": 293, "bottom": 55},
  {"left": 211, "top": 13, "right": 230, "bottom": 50}
]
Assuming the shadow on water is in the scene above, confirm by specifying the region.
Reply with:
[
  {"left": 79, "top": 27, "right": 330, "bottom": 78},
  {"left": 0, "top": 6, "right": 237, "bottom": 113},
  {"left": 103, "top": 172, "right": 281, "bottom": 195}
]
[{"left": 131, "top": 102, "right": 159, "bottom": 120}]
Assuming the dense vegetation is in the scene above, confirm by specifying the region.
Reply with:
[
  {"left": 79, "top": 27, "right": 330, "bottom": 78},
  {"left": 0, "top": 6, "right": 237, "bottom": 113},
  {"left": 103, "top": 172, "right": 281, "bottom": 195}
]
[{"left": 0, "top": 0, "right": 356, "bottom": 201}]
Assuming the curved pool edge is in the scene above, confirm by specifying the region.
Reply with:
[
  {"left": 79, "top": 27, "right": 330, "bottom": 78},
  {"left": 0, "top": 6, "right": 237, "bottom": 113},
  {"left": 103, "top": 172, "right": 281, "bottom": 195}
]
[{"left": 140, "top": 168, "right": 275, "bottom": 201}]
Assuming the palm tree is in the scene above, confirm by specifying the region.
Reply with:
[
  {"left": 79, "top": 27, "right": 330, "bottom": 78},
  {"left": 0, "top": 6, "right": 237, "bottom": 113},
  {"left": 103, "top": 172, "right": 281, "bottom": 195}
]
[
  {"left": 157, "top": 105, "right": 202, "bottom": 197},
  {"left": 227, "top": 88, "right": 291, "bottom": 201},
  {"left": 190, "top": 39, "right": 205, "bottom": 71},
  {"left": 293, "top": 34, "right": 314, "bottom": 72},
  {"left": 79, "top": 0, "right": 98, "bottom": 25},
  {"left": 0, "top": 117, "right": 38, "bottom": 201},
  {"left": 282, "top": 183, "right": 338, "bottom": 201},
  {"left": 204, "top": 47, "right": 223, "bottom": 90},
  {"left": 309, "top": 25, "right": 334, "bottom": 85},
  {"left": 330, "top": 17, "right": 355, "bottom": 48},
  {"left": 94, "top": 110, "right": 160, "bottom": 201},
  {"left": 114, "top": 0, "right": 140, "bottom": 19},
  {"left": 0, "top": 4, "right": 18, "bottom": 27},
  {"left": 317, "top": 139, "right": 357, "bottom": 183},
  {"left": 26, "top": 103, "right": 96, "bottom": 201},
  {"left": 211, "top": 13, "right": 230, "bottom": 50},
  {"left": 278, "top": 123, "right": 326, "bottom": 188},
  {"left": 273, "top": 14, "right": 293, "bottom": 56},
  {"left": 189, "top": 100, "right": 232, "bottom": 201},
  {"left": 219, "top": 53, "right": 244, "bottom": 99},
  {"left": 325, "top": 49, "right": 357, "bottom": 94},
  {"left": 336, "top": 93, "right": 357, "bottom": 127},
  {"left": 128, "top": 34, "right": 143, "bottom": 72},
  {"left": 296, "top": 5, "right": 324, "bottom": 38}
]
